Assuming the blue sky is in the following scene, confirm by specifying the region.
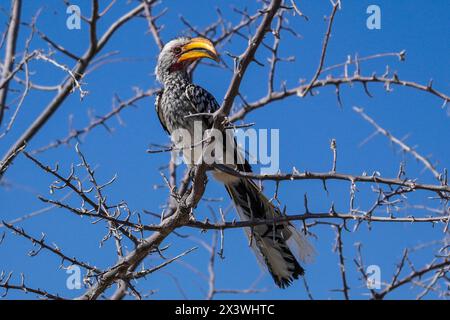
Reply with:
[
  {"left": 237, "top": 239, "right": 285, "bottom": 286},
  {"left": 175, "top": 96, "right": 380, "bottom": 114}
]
[{"left": 0, "top": 0, "right": 449, "bottom": 299}]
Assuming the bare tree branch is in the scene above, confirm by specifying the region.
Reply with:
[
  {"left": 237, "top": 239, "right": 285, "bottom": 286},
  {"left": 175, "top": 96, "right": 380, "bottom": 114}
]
[
  {"left": 298, "top": 0, "right": 340, "bottom": 97},
  {"left": 0, "top": 1, "right": 155, "bottom": 179},
  {"left": 0, "top": 0, "right": 22, "bottom": 125},
  {"left": 354, "top": 106, "right": 442, "bottom": 181}
]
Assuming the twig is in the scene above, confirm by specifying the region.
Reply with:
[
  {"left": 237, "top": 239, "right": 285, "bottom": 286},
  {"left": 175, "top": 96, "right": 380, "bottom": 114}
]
[
  {"left": 229, "top": 73, "right": 450, "bottom": 122},
  {"left": 2, "top": 222, "right": 100, "bottom": 273},
  {"left": 298, "top": 1, "right": 340, "bottom": 97},
  {"left": 333, "top": 225, "right": 350, "bottom": 299},
  {"left": 212, "top": 165, "right": 450, "bottom": 196},
  {"left": 354, "top": 107, "right": 442, "bottom": 181},
  {"left": 32, "top": 89, "right": 155, "bottom": 154},
  {"left": 0, "top": 272, "right": 64, "bottom": 300}
]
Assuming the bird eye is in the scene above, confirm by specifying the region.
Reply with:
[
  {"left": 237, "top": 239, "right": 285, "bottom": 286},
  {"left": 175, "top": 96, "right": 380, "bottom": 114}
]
[{"left": 173, "top": 47, "right": 182, "bottom": 54}]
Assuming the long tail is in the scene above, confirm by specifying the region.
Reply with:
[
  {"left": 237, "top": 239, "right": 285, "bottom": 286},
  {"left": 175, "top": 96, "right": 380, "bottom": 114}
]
[{"left": 222, "top": 176, "right": 315, "bottom": 288}]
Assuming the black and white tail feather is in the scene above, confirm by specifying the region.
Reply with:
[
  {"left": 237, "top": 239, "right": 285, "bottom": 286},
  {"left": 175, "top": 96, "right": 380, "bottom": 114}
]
[
  {"left": 209, "top": 131, "right": 315, "bottom": 288},
  {"left": 224, "top": 175, "right": 315, "bottom": 288}
]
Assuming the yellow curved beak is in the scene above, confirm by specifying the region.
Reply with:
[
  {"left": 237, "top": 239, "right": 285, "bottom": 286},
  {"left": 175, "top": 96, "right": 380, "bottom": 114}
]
[{"left": 177, "top": 37, "right": 219, "bottom": 63}]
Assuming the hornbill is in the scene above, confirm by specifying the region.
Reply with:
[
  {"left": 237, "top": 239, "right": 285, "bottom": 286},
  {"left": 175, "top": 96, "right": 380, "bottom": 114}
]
[{"left": 154, "top": 37, "right": 314, "bottom": 288}]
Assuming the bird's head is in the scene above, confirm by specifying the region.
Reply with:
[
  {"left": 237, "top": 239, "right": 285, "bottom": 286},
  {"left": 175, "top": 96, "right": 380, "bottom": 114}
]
[{"left": 155, "top": 37, "right": 219, "bottom": 83}]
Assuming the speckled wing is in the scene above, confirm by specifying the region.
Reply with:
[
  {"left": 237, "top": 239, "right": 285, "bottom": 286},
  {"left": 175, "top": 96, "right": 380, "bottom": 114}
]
[
  {"left": 185, "top": 84, "right": 220, "bottom": 116},
  {"left": 155, "top": 89, "right": 170, "bottom": 134},
  {"left": 185, "top": 83, "right": 252, "bottom": 173}
]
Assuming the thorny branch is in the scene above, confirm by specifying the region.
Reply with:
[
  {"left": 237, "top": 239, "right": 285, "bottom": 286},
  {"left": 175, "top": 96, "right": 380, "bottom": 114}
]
[
  {"left": 212, "top": 164, "right": 450, "bottom": 198},
  {"left": 298, "top": 0, "right": 340, "bottom": 97},
  {"left": 0, "top": 0, "right": 158, "bottom": 178},
  {"left": 354, "top": 243, "right": 449, "bottom": 300},
  {"left": 32, "top": 88, "right": 157, "bottom": 154},
  {"left": 354, "top": 107, "right": 442, "bottom": 181},
  {"left": 2, "top": 222, "right": 100, "bottom": 273},
  {"left": 0, "top": 272, "right": 63, "bottom": 300},
  {"left": 229, "top": 73, "right": 450, "bottom": 122}
]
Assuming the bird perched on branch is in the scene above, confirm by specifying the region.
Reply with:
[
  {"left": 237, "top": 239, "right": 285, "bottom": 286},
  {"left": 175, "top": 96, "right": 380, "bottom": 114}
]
[{"left": 154, "top": 36, "right": 314, "bottom": 288}]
